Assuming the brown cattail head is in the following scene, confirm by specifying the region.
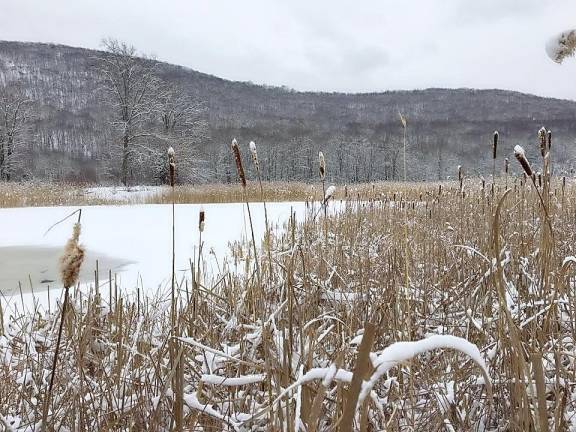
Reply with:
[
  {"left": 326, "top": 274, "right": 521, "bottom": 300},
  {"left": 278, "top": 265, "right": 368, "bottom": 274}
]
[
  {"left": 563, "top": 176, "right": 566, "bottom": 188},
  {"left": 458, "top": 165, "right": 463, "bottom": 182},
  {"left": 514, "top": 145, "right": 533, "bottom": 177},
  {"left": 493, "top": 131, "right": 498, "bottom": 159},
  {"left": 319, "top": 151, "right": 326, "bottom": 180},
  {"left": 538, "top": 127, "right": 547, "bottom": 157},
  {"left": 167, "top": 146, "right": 176, "bottom": 187},
  {"left": 505, "top": 157, "right": 509, "bottom": 174},
  {"left": 199, "top": 206, "right": 205, "bottom": 232},
  {"left": 547, "top": 130, "right": 552, "bottom": 150},
  {"left": 59, "top": 223, "right": 85, "bottom": 289},
  {"left": 249, "top": 140, "right": 259, "bottom": 167},
  {"left": 537, "top": 172, "right": 542, "bottom": 187},
  {"left": 231, "top": 138, "right": 246, "bottom": 188}
]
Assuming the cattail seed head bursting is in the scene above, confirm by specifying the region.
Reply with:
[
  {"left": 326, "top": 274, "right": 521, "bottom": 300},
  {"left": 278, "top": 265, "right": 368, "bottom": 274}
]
[
  {"left": 493, "top": 131, "right": 498, "bottom": 159},
  {"left": 514, "top": 145, "right": 533, "bottom": 177},
  {"left": 319, "top": 151, "right": 326, "bottom": 180},
  {"left": 231, "top": 138, "right": 246, "bottom": 188},
  {"left": 167, "top": 146, "right": 176, "bottom": 187},
  {"left": 60, "top": 223, "right": 85, "bottom": 289}
]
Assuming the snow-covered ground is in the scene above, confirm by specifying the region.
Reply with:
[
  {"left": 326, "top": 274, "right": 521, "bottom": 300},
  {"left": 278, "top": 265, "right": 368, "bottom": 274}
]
[
  {"left": 83, "top": 185, "right": 164, "bottom": 202},
  {"left": 0, "top": 201, "right": 319, "bottom": 307}
]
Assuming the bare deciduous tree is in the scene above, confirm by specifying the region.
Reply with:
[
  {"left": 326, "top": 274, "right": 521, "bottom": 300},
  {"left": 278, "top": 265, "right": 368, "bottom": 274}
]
[
  {"left": 153, "top": 83, "right": 209, "bottom": 183},
  {"left": 0, "top": 85, "right": 33, "bottom": 181},
  {"left": 94, "top": 38, "right": 161, "bottom": 185}
]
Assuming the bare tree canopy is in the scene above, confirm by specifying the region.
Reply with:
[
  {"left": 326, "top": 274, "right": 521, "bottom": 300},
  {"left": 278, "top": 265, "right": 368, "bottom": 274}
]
[
  {"left": 93, "top": 39, "right": 208, "bottom": 185},
  {"left": 0, "top": 84, "right": 33, "bottom": 181},
  {"left": 94, "top": 39, "right": 162, "bottom": 185}
]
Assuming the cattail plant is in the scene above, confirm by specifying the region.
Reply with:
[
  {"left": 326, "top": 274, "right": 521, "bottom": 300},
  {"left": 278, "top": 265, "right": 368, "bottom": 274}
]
[
  {"left": 399, "top": 112, "right": 407, "bottom": 181},
  {"left": 42, "top": 211, "right": 85, "bottom": 427},
  {"left": 514, "top": 145, "right": 553, "bottom": 235},
  {"left": 232, "top": 139, "right": 247, "bottom": 188},
  {"left": 493, "top": 131, "right": 498, "bottom": 184},
  {"left": 514, "top": 145, "right": 533, "bottom": 177},
  {"left": 195, "top": 206, "right": 205, "bottom": 305},
  {"left": 231, "top": 138, "right": 261, "bottom": 301},
  {"left": 505, "top": 157, "right": 509, "bottom": 189},
  {"left": 538, "top": 127, "right": 547, "bottom": 157},
  {"left": 319, "top": 151, "right": 327, "bottom": 218},
  {"left": 199, "top": 206, "right": 205, "bottom": 232},
  {"left": 167, "top": 146, "right": 183, "bottom": 430},
  {"left": 248, "top": 140, "right": 272, "bottom": 275}
]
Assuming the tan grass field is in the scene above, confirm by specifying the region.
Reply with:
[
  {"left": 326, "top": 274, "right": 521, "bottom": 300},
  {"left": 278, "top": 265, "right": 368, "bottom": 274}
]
[{"left": 1, "top": 170, "right": 575, "bottom": 430}]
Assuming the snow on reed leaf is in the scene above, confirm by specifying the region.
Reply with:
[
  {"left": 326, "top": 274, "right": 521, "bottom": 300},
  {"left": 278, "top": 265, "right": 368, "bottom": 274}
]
[
  {"left": 546, "top": 29, "right": 576, "bottom": 63},
  {"left": 358, "top": 334, "right": 490, "bottom": 404},
  {"left": 201, "top": 373, "right": 266, "bottom": 386}
]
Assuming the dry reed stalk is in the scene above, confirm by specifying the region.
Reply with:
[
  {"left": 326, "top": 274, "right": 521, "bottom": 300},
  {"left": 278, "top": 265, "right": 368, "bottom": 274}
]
[
  {"left": 531, "top": 352, "right": 550, "bottom": 432},
  {"left": 249, "top": 140, "right": 273, "bottom": 280},
  {"left": 167, "top": 146, "right": 183, "bottom": 431},
  {"left": 340, "top": 323, "right": 376, "bottom": 431},
  {"left": 231, "top": 138, "right": 261, "bottom": 313},
  {"left": 41, "top": 211, "right": 84, "bottom": 430}
]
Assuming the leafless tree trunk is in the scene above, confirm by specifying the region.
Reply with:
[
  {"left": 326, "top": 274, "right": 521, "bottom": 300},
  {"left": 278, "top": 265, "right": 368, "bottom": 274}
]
[{"left": 93, "top": 38, "right": 160, "bottom": 185}]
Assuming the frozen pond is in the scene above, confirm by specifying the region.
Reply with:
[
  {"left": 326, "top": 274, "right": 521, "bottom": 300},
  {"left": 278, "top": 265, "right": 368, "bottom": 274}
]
[{"left": 0, "top": 202, "right": 315, "bottom": 300}]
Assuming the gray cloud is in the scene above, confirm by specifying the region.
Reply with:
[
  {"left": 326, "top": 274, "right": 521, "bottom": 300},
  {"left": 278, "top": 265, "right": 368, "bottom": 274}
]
[{"left": 1, "top": 0, "right": 575, "bottom": 99}]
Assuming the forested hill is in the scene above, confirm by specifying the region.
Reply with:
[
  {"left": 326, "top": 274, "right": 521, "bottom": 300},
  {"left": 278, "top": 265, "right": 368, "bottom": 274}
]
[{"left": 1, "top": 40, "right": 575, "bottom": 183}]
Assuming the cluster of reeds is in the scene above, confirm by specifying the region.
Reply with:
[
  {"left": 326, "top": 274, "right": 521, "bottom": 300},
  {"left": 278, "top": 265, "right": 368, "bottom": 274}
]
[{"left": 4, "top": 170, "right": 576, "bottom": 429}]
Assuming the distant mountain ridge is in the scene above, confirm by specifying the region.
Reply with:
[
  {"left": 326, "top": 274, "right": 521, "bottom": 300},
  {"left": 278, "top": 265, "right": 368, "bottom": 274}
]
[{"left": 1, "top": 40, "right": 575, "bottom": 183}]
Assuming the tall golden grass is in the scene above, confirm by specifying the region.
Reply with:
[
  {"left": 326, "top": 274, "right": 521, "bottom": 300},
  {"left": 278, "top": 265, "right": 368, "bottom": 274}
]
[{"left": 1, "top": 172, "right": 574, "bottom": 429}]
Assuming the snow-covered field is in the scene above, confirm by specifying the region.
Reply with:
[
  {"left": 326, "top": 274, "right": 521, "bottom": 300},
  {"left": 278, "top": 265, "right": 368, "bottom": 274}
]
[
  {"left": 83, "top": 185, "right": 164, "bottom": 202},
  {"left": 0, "top": 201, "right": 314, "bottom": 302}
]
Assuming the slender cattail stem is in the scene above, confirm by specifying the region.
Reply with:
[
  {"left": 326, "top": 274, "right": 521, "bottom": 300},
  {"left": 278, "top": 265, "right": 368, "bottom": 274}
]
[
  {"left": 232, "top": 139, "right": 261, "bottom": 313},
  {"left": 167, "top": 146, "right": 183, "bottom": 431},
  {"left": 250, "top": 141, "right": 273, "bottom": 281},
  {"left": 42, "top": 209, "right": 83, "bottom": 430},
  {"left": 514, "top": 145, "right": 554, "bottom": 237}
]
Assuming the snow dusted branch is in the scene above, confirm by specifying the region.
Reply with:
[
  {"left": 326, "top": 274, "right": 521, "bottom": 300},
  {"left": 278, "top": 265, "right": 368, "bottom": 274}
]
[{"left": 358, "top": 334, "right": 491, "bottom": 404}]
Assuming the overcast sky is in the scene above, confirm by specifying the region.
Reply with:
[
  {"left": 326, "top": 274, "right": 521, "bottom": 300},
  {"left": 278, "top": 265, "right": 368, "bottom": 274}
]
[{"left": 2, "top": 0, "right": 575, "bottom": 99}]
